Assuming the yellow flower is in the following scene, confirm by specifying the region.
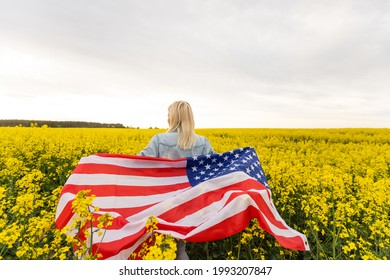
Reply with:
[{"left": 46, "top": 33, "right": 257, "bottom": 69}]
[{"left": 1, "top": 127, "right": 390, "bottom": 260}]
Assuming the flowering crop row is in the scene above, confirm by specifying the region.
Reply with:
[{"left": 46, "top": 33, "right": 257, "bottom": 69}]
[{"left": 0, "top": 127, "right": 389, "bottom": 260}]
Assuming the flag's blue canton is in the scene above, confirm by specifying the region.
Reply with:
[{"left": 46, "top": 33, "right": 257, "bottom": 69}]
[{"left": 186, "top": 147, "right": 270, "bottom": 189}]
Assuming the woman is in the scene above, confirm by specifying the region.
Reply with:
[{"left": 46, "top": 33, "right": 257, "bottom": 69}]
[{"left": 138, "top": 100, "right": 214, "bottom": 259}]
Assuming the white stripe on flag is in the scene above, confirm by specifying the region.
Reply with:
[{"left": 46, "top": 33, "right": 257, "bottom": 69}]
[
  {"left": 93, "top": 188, "right": 189, "bottom": 208},
  {"left": 65, "top": 173, "right": 188, "bottom": 186},
  {"left": 91, "top": 219, "right": 147, "bottom": 243},
  {"left": 55, "top": 192, "right": 75, "bottom": 220},
  {"left": 80, "top": 155, "right": 187, "bottom": 168}
]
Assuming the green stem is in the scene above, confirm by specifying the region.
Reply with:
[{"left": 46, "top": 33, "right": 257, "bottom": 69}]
[
  {"left": 89, "top": 214, "right": 94, "bottom": 257},
  {"left": 205, "top": 242, "right": 209, "bottom": 260},
  {"left": 236, "top": 233, "right": 242, "bottom": 260},
  {"left": 94, "top": 229, "right": 107, "bottom": 258},
  {"left": 0, "top": 244, "right": 7, "bottom": 258}
]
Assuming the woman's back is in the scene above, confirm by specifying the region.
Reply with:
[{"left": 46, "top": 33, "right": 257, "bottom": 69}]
[{"left": 138, "top": 132, "right": 213, "bottom": 159}]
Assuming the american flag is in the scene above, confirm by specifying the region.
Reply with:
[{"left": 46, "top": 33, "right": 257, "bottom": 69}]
[{"left": 55, "top": 147, "right": 309, "bottom": 259}]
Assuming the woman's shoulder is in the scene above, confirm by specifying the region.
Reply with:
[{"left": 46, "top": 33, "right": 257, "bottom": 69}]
[
  {"left": 152, "top": 132, "right": 175, "bottom": 138},
  {"left": 194, "top": 134, "right": 211, "bottom": 145},
  {"left": 195, "top": 133, "right": 209, "bottom": 141},
  {"left": 155, "top": 132, "right": 210, "bottom": 147},
  {"left": 153, "top": 132, "right": 178, "bottom": 145},
  {"left": 194, "top": 134, "right": 213, "bottom": 154}
]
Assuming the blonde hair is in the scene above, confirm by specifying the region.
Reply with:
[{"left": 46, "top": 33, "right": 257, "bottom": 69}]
[{"left": 167, "top": 101, "right": 196, "bottom": 150}]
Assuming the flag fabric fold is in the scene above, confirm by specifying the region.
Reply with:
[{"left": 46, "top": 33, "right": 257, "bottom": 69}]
[{"left": 55, "top": 147, "right": 310, "bottom": 259}]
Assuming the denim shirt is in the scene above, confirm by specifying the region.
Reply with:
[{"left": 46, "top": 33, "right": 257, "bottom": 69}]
[{"left": 138, "top": 132, "right": 214, "bottom": 159}]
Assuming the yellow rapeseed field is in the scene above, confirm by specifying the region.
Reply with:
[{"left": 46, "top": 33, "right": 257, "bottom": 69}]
[{"left": 0, "top": 127, "right": 389, "bottom": 260}]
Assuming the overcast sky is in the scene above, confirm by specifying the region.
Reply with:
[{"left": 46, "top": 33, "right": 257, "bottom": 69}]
[{"left": 0, "top": 0, "right": 389, "bottom": 128}]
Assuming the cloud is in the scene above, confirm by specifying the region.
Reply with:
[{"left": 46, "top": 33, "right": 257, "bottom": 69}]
[{"left": 0, "top": 0, "right": 389, "bottom": 127}]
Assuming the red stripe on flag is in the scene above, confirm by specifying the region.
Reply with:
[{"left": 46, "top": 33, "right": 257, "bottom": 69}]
[
  {"left": 55, "top": 200, "right": 73, "bottom": 229},
  {"left": 74, "top": 163, "right": 187, "bottom": 177},
  {"left": 61, "top": 183, "right": 191, "bottom": 197},
  {"left": 98, "top": 205, "right": 156, "bottom": 220}
]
